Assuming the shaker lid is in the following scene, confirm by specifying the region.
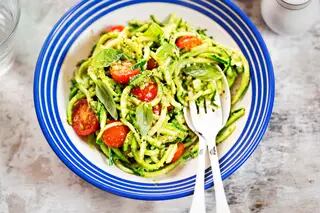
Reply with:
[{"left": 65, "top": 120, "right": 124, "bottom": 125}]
[
  {"left": 282, "top": 0, "right": 309, "bottom": 4},
  {"left": 277, "top": 0, "right": 311, "bottom": 9}
]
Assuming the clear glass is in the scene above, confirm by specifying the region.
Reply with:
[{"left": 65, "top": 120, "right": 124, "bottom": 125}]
[{"left": 0, "top": 0, "right": 20, "bottom": 76}]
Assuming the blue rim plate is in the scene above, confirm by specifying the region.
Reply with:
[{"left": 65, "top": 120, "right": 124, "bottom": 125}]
[{"left": 34, "top": 0, "right": 274, "bottom": 200}]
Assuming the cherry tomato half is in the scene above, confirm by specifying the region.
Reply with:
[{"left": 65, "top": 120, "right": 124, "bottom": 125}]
[
  {"left": 167, "top": 104, "right": 174, "bottom": 112},
  {"left": 176, "top": 36, "right": 202, "bottom": 50},
  {"left": 172, "top": 143, "right": 185, "bottom": 163},
  {"left": 110, "top": 61, "right": 140, "bottom": 84},
  {"left": 102, "top": 122, "right": 129, "bottom": 148},
  {"left": 152, "top": 103, "right": 161, "bottom": 115},
  {"left": 147, "top": 58, "right": 158, "bottom": 70},
  {"left": 106, "top": 25, "right": 124, "bottom": 32},
  {"left": 131, "top": 81, "right": 158, "bottom": 102},
  {"left": 72, "top": 99, "right": 99, "bottom": 136}
]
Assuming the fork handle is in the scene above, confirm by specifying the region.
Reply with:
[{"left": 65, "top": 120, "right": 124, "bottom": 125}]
[
  {"left": 189, "top": 138, "right": 207, "bottom": 213},
  {"left": 207, "top": 142, "right": 231, "bottom": 213}
]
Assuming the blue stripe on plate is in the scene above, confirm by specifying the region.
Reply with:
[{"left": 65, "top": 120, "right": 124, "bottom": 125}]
[{"left": 34, "top": 0, "right": 274, "bottom": 200}]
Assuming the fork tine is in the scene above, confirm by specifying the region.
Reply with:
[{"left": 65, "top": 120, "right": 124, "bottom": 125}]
[
  {"left": 199, "top": 104, "right": 206, "bottom": 115},
  {"left": 183, "top": 107, "right": 195, "bottom": 131},
  {"left": 190, "top": 101, "right": 203, "bottom": 127},
  {"left": 205, "top": 98, "right": 212, "bottom": 114},
  {"left": 214, "top": 92, "right": 221, "bottom": 109},
  {"left": 190, "top": 101, "right": 198, "bottom": 115}
]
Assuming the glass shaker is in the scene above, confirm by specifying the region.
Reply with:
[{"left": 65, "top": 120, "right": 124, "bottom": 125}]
[{"left": 261, "top": 0, "right": 319, "bottom": 35}]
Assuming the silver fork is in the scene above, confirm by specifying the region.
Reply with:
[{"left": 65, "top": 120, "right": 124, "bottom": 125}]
[{"left": 185, "top": 82, "right": 231, "bottom": 213}]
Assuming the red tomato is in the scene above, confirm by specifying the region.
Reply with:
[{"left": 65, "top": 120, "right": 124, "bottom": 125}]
[
  {"left": 110, "top": 61, "right": 140, "bottom": 84},
  {"left": 176, "top": 36, "right": 202, "bottom": 50},
  {"left": 106, "top": 25, "right": 124, "bottom": 32},
  {"left": 72, "top": 99, "right": 99, "bottom": 136},
  {"left": 172, "top": 143, "right": 185, "bottom": 163},
  {"left": 152, "top": 103, "right": 161, "bottom": 115},
  {"left": 102, "top": 123, "right": 129, "bottom": 148},
  {"left": 147, "top": 58, "right": 158, "bottom": 70},
  {"left": 167, "top": 104, "right": 174, "bottom": 112},
  {"left": 131, "top": 81, "right": 158, "bottom": 102}
]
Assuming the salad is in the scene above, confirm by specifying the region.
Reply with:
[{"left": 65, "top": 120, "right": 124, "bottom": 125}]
[{"left": 67, "top": 14, "right": 250, "bottom": 177}]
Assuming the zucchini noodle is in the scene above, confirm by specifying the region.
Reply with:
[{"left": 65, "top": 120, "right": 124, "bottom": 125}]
[{"left": 67, "top": 14, "right": 250, "bottom": 177}]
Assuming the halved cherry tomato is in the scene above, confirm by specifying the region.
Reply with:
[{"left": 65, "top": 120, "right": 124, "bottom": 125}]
[
  {"left": 72, "top": 99, "right": 99, "bottom": 136},
  {"left": 147, "top": 58, "right": 158, "bottom": 70},
  {"left": 167, "top": 104, "right": 174, "bottom": 112},
  {"left": 172, "top": 143, "right": 185, "bottom": 163},
  {"left": 176, "top": 36, "right": 202, "bottom": 50},
  {"left": 152, "top": 103, "right": 161, "bottom": 115},
  {"left": 110, "top": 61, "right": 140, "bottom": 84},
  {"left": 102, "top": 122, "right": 129, "bottom": 148},
  {"left": 106, "top": 25, "right": 124, "bottom": 32},
  {"left": 131, "top": 81, "right": 158, "bottom": 102}
]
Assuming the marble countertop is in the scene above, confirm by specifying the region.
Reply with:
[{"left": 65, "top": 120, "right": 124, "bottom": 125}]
[{"left": 0, "top": 0, "right": 319, "bottom": 212}]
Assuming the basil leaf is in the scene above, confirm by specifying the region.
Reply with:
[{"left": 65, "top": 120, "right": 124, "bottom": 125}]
[
  {"left": 136, "top": 103, "right": 153, "bottom": 136},
  {"left": 182, "top": 63, "right": 222, "bottom": 81},
  {"left": 91, "top": 48, "right": 122, "bottom": 68},
  {"left": 95, "top": 80, "right": 118, "bottom": 120},
  {"left": 131, "top": 59, "right": 147, "bottom": 71}
]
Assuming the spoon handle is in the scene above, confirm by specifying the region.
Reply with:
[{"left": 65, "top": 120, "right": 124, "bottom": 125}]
[
  {"left": 207, "top": 142, "right": 230, "bottom": 213},
  {"left": 189, "top": 137, "right": 207, "bottom": 213}
]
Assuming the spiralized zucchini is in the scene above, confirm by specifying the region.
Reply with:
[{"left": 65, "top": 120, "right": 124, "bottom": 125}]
[{"left": 67, "top": 14, "right": 250, "bottom": 177}]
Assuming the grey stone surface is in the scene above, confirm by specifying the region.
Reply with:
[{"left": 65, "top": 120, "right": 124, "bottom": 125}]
[{"left": 0, "top": 0, "right": 319, "bottom": 212}]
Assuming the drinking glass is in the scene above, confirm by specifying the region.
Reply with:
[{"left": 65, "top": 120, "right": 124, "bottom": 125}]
[{"left": 0, "top": 0, "right": 20, "bottom": 76}]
